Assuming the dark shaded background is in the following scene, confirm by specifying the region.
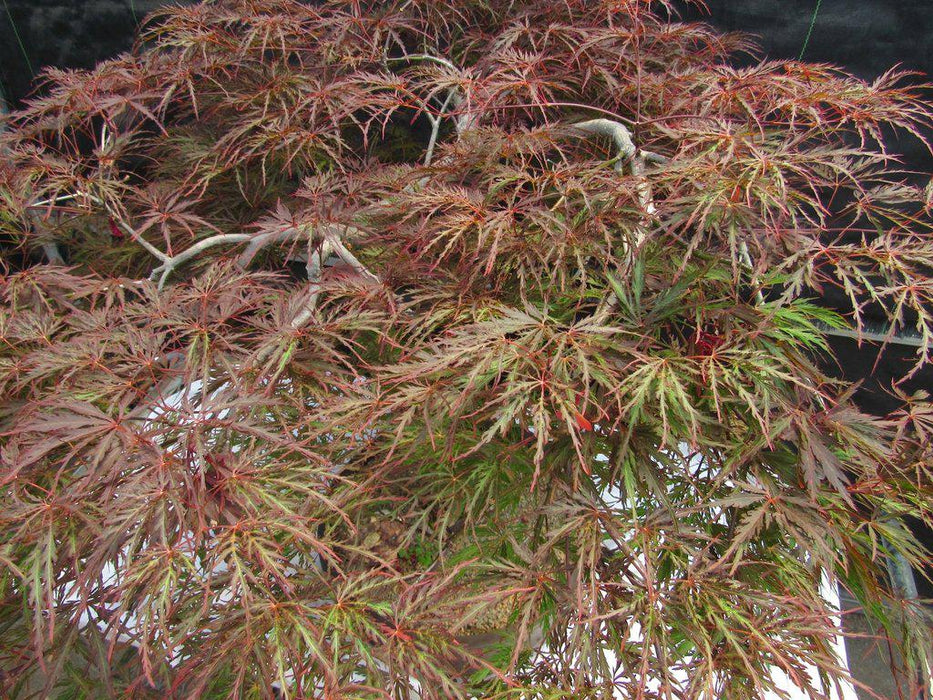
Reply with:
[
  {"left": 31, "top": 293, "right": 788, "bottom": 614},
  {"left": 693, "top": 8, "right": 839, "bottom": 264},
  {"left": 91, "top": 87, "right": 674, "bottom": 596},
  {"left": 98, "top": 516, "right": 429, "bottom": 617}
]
[
  {"left": 683, "top": 1, "right": 933, "bottom": 79},
  {"left": 2, "top": 1, "right": 932, "bottom": 104},
  {"left": 0, "top": 0, "right": 172, "bottom": 106},
  {"left": 679, "top": 1, "right": 933, "bottom": 178}
]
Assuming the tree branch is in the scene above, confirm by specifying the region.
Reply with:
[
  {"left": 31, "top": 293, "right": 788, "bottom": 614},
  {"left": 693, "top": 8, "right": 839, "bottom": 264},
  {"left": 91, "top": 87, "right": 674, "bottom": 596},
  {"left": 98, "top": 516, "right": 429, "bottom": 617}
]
[
  {"left": 738, "top": 240, "right": 766, "bottom": 305},
  {"left": 386, "top": 53, "right": 478, "bottom": 144},
  {"left": 570, "top": 118, "right": 660, "bottom": 242},
  {"left": 42, "top": 242, "right": 64, "bottom": 264},
  {"left": 237, "top": 223, "right": 367, "bottom": 270},
  {"left": 571, "top": 118, "right": 637, "bottom": 166},
  {"left": 251, "top": 239, "right": 335, "bottom": 366},
  {"left": 150, "top": 233, "right": 253, "bottom": 289},
  {"left": 287, "top": 239, "right": 333, "bottom": 332},
  {"left": 102, "top": 201, "right": 171, "bottom": 264},
  {"left": 327, "top": 236, "right": 380, "bottom": 284},
  {"left": 424, "top": 89, "right": 458, "bottom": 167},
  {"left": 386, "top": 53, "right": 459, "bottom": 72}
]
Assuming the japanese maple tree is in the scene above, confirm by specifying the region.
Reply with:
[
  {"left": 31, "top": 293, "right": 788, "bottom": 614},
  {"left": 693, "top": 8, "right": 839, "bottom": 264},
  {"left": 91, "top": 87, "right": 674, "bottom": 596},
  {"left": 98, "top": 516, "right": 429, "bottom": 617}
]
[{"left": 2, "top": 0, "right": 933, "bottom": 697}]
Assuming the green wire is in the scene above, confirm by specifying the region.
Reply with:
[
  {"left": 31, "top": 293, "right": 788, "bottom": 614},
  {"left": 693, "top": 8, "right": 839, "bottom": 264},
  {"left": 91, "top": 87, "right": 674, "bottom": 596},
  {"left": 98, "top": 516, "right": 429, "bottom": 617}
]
[
  {"left": 1, "top": 0, "right": 34, "bottom": 75},
  {"left": 129, "top": 0, "right": 138, "bottom": 26},
  {"left": 798, "top": 0, "right": 823, "bottom": 60}
]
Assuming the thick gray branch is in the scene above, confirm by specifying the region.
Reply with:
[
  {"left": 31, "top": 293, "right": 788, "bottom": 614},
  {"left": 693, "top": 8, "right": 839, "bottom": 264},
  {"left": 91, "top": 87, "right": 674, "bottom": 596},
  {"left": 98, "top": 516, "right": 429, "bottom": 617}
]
[
  {"left": 238, "top": 228, "right": 306, "bottom": 268},
  {"left": 150, "top": 233, "right": 252, "bottom": 289},
  {"left": 287, "top": 239, "right": 333, "bottom": 333},
  {"left": 327, "top": 237, "right": 380, "bottom": 284},
  {"left": 570, "top": 118, "right": 659, "bottom": 241},
  {"left": 236, "top": 223, "right": 366, "bottom": 270},
  {"left": 42, "top": 242, "right": 64, "bottom": 264},
  {"left": 571, "top": 118, "right": 637, "bottom": 167}
]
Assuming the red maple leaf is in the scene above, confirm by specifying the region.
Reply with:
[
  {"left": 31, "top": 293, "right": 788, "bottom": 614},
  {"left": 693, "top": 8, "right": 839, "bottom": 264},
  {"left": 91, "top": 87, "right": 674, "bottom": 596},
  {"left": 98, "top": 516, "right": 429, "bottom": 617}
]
[
  {"left": 108, "top": 217, "right": 125, "bottom": 240},
  {"left": 574, "top": 411, "right": 593, "bottom": 432}
]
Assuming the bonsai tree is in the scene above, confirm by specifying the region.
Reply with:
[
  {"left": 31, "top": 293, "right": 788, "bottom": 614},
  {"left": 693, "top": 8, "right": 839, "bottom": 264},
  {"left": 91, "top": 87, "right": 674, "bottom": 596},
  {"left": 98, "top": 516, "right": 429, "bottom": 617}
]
[{"left": 2, "top": 0, "right": 933, "bottom": 697}]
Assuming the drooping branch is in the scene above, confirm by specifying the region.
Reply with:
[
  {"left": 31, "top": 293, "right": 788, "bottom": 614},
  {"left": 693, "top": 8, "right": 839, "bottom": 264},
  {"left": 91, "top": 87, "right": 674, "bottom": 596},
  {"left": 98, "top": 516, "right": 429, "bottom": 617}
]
[{"left": 446, "top": 89, "right": 481, "bottom": 135}]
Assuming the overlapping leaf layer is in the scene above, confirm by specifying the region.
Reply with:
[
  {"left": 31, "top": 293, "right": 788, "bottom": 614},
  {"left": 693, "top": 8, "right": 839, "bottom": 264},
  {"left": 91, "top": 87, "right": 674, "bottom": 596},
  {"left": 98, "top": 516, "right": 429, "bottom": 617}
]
[{"left": 1, "top": 1, "right": 933, "bottom": 697}]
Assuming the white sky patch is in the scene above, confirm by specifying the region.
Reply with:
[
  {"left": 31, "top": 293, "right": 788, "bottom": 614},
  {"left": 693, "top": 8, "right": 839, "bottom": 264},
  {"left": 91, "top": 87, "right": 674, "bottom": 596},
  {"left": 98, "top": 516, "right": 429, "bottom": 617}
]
[
  {"left": 763, "top": 576, "right": 858, "bottom": 700},
  {"left": 592, "top": 450, "right": 858, "bottom": 700}
]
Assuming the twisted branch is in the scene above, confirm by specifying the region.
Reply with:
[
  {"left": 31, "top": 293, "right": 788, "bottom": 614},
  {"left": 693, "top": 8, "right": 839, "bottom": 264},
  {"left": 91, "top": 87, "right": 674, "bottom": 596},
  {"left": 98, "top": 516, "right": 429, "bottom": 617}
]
[
  {"left": 285, "top": 239, "right": 333, "bottom": 334},
  {"left": 570, "top": 118, "right": 660, "bottom": 222},
  {"left": 149, "top": 233, "right": 253, "bottom": 289}
]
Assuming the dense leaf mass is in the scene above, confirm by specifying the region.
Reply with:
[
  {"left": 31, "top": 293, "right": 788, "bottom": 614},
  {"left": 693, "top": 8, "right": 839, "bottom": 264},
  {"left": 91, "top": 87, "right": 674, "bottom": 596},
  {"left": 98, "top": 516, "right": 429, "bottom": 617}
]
[{"left": 1, "top": 0, "right": 933, "bottom": 697}]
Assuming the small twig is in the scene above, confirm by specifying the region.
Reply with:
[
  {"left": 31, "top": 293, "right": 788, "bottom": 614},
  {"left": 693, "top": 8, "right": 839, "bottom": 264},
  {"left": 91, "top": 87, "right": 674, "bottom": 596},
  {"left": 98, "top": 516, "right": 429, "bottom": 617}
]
[
  {"left": 111, "top": 212, "right": 170, "bottom": 263},
  {"left": 424, "top": 89, "right": 457, "bottom": 167},
  {"left": 30, "top": 189, "right": 169, "bottom": 264},
  {"left": 799, "top": 0, "right": 824, "bottom": 60}
]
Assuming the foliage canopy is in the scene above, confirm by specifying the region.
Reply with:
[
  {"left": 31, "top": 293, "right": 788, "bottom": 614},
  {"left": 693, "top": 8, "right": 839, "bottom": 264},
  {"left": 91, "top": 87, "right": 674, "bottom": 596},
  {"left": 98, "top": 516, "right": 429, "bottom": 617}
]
[{"left": 2, "top": 0, "right": 933, "bottom": 697}]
